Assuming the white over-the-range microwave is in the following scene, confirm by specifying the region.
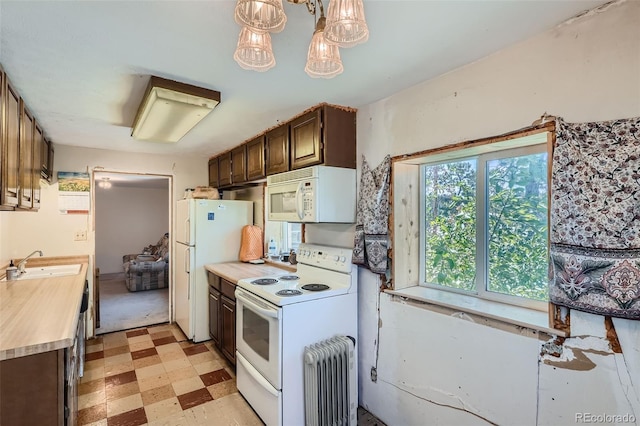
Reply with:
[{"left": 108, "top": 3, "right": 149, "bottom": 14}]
[{"left": 266, "top": 165, "right": 356, "bottom": 223}]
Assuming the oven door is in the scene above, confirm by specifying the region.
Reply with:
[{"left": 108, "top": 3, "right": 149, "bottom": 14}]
[{"left": 235, "top": 287, "right": 283, "bottom": 389}]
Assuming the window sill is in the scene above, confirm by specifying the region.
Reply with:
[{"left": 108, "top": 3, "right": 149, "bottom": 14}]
[{"left": 386, "top": 286, "right": 567, "bottom": 337}]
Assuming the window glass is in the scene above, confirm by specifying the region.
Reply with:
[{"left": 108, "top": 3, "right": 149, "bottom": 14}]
[
  {"left": 421, "top": 142, "right": 549, "bottom": 306},
  {"left": 486, "top": 152, "right": 548, "bottom": 301},
  {"left": 424, "top": 159, "right": 476, "bottom": 292}
]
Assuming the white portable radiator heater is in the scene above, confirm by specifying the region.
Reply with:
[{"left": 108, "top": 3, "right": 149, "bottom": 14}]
[{"left": 303, "top": 336, "right": 357, "bottom": 426}]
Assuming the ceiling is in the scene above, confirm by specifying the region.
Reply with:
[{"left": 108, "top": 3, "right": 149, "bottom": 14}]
[{"left": 0, "top": 0, "right": 611, "bottom": 159}]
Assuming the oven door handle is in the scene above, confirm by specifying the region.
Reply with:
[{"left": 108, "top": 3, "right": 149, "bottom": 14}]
[{"left": 236, "top": 289, "right": 280, "bottom": 319}]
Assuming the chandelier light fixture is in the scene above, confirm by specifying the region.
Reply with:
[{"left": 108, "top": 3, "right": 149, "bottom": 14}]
[{"left": 233, "top": 0, "right": 368, "bottom": 79}]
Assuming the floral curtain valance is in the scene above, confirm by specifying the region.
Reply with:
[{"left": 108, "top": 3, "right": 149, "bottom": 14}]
[{"left": 550, "top": 117, "right": 640, "bottom": 319}]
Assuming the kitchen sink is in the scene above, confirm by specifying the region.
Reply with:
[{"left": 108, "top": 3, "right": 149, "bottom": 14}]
[{"left": 2, "top": 264, "right": 82, "bottom": 281}]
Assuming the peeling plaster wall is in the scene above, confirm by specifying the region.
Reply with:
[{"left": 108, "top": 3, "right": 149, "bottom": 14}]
[{"left": 356, "top": 1, "right": 640, "bottom": 425}]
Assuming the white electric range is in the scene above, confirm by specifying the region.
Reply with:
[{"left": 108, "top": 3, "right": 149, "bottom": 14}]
[{"left": 235, "top": 243, "right": 358, "bottom": 426}]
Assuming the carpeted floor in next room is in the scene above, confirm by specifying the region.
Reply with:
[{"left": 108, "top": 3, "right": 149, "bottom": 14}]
[{"left": 97, "top": 272, "right": 169, "bottom": 335}]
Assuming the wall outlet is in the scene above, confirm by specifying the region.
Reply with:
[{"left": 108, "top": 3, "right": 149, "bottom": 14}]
[{"left": 74, "top": 230, "right": 87, "bottom": 241}]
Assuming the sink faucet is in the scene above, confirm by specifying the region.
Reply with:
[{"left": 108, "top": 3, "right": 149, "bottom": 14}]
[{"left": 17, "top": 250, "right": 43, "bottom": 273}]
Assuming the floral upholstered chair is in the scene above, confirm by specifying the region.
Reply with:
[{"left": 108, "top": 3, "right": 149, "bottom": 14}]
[{"left": 122, "top": 233, "right": 169, "bottom": 291}]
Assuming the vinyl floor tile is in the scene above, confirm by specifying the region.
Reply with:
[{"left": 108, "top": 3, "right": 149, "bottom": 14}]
[
  {"left": 106, "top": 381, "right": 140, "bottom": 402},
  {"left": 104, "top": 361, "right": 135, "bottom": 377},
  {"left": 172, "top": 376, "right": 205, "bottom": 396},
  {"left": 177, "top": 388, "right": 213, "bottom": 411},
  {"left": 143, "top": 397, "right": 183, "bottom": 422},
  {"left": 133, "top": 353, "right": 163, "bottom": 369},
  {"left": 106, "top": 407, "right": 147, "bottom": 426},
  {"left": 141, "top": 384, "right": 176, "bottom": 406},
  {"left": 106, "top": 393, "right": 143, "bottom": 417},
  {"left": 78, "top": 324, "right": 252, "bottom": 426}
]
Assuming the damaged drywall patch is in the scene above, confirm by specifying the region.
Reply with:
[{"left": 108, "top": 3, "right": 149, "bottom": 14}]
[
  {"left": 605, "top": 316, "right": 623, "bottom": 353},
  {"left": 540, "top": 336, "right": 614, "bottom": 371}
]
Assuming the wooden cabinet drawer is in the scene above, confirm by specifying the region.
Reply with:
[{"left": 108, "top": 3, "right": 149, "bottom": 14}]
[
  {"left": 221, "top": 278, "right": 236, "bottom": 300},
  {"left": 207, "top": 271, "right": 221, "bottom": 291}
]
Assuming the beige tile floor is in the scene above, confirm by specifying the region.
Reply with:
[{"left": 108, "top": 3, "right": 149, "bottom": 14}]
[
  {"left": 79, "top": 323, "right": 261, "bottom": 425},
  {"left": 80, "top": 322, "right": 386, "bottom": 426}
]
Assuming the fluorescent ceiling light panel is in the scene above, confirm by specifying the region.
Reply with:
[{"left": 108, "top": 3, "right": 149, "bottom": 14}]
[{"left": 131, "top": 76, "right": 221, "bottom": 143}]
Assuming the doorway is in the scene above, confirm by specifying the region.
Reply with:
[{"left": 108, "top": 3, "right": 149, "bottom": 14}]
[{"left": 94, "top": 171, "right": 172, "bottom": 334}]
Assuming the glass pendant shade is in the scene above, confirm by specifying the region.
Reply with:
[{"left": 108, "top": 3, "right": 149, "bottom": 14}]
[
  {"left": 234, "top": 0, "right": 287, "bottom": 33},
  {"left": 305, "top": 17, "right": 343, "bottom": 79},
  {"left": 234, "top": 26, "right": 276, "bottom": 72},
  {"left": 324, "top": 0, "right": 369, "bottom": 47}
]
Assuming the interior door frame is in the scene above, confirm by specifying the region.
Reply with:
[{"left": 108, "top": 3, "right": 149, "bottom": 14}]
[{"left": 91, "top": 169, "right": 174, "bottom": 337}]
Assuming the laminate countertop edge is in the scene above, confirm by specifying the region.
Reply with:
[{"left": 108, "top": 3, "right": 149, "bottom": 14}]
[
  {"left": 205, "top": 261, "right": 297, "bottom": 284},
  {"left": 0, "top": 256, "right": 89, "bottom": 361}
]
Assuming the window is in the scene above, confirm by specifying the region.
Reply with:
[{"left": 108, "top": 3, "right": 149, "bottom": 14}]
[
  {"left": 420, "top": 143, "right": 549, "bottom": 309},
  {"left": 281, "top": 222, "right": 303, "bottom": 253}
]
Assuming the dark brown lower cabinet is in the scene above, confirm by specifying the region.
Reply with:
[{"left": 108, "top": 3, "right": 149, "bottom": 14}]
[
  {"left": 0, "top": 350, "right": 65, "bottom": 425},
  {"left": 209, "top": 284, "right": 221, "bottom": 347},
  {"left": 221, "top": 295, "right": 236, "bottom": 363},
  {"left": 207, "top": 272, "right": 236, "bottom": 365},
  {"left": 0, "top": 325, "right": 82, "bottom": 425}
]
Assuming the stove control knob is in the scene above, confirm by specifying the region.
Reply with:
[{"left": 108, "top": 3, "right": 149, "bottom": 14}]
[
  {"left": 333, "top": 255, "right": 340, "bottom": 262},
  {"left": 339, "top": 256, "right": 346, "bottom": 262}
]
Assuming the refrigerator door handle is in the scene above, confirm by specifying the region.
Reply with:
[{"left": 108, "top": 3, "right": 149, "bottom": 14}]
[
  {"left": 185, "top": 218, "right": 191, "bottom": 245},
  {"left": 185, "top": 247, "right": 190, "bottom": 299}
]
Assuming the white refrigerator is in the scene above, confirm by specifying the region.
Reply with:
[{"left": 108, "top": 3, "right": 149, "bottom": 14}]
[{"left": 175, "top": 199, "right": 253, "bottom": 342}]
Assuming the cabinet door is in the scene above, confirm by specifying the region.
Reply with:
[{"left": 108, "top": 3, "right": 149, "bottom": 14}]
[
  {"left": 208, "top": 157, "right": 219, "bottom": 188},
  {"left": 218, "top": 152, "right": 232, "bottom": 187},
  {"left": 32, "top": 123, "right": 43, "bottom": 209},
  {"left": 290, "top": 108, "right": 323, "bottom": 170},
  {"left": 231, "top": 145, "right": 247, "bottom": 184},
  {"left": 2, "top": 80, "right": 20, "bottom": 207},
  {"left": 19, "top": 103, "right": 34, "bottom": 209},
  {"left": 41, "top": 138, "right": 50, "bottom": 181},
  {"left": 209, "top": 286, "right": 221, "bottom": 347},
  {"left": 221, "top": 296, "right": 236, "bottom": 364},
  {"left": 265, "top": 125, "right": 289, "bottom": 175},
  {"left": 48, "top": 143, "right": 54, "bottom": 183},
  {"left": 246, "top": 136, "right": 265, "bottom": 181}
]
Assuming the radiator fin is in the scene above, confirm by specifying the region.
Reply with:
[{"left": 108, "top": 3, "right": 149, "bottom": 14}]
[{"left": 304, "top": 336, "right": 356, "bottom": 426}]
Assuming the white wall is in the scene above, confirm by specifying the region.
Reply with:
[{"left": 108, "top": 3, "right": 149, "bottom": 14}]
[
  {"left": 355, "top": 1, "right": 640, "bottom": 425},
  {"left": 95, "top": 184, "right": 169, "bottom": 274},
  {"left": 0, "top": 144, "right": 206, "bottom": 336}
]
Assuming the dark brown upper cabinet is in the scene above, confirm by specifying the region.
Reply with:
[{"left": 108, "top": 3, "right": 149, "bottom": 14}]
[
  {"left": 2, "top": 77, "right": 21, "bottom": 208},
  {"left": 19, "top": 103, "right": 34, "bottom": 209},
  {"left": 32, "top": 123, "right": 43, "bottom": 209},
  {"left": 231, "top": 145, "right": 247, "bottom": 184},
  {"left": 208, "top": 157, "right": 219, "bottom": 188},
  {"left": 291, "top": 105, "right": 356, "bottom": 171},
  {"left": 290, "top": 108, "right": 323, "bottom": 170},
  {"left": 246, "top": 136, "right": 266, "bottom": 181},
  {"left": 218, "top": 152, "right": 232, "bottom": 188},
  {"left": 41, "top": 137, "right": 51, "bottom": 181},
  {"left": 265, "top": 125, "right": 289, "bottom": 175}
]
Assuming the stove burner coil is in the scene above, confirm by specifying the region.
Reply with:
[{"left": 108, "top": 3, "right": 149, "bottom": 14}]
[
  {"left": 251, "top": 278, "right": 278, "bottom": 285},
  {"left": 301, "top": 284, "right": 330, "bottom": 292},
  {"left": 276, "top": 289, "right": 303, "bottom": 296},
  {"left": 279, "top": 275, "right": 299, "bottom": 281}
]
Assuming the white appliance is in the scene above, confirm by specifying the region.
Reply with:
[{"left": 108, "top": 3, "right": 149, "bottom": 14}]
[
  {"left": 175, "top": 199, "right": 253, "bottom": 342},
  {"left": 266, "top": 165, "right": 356, "bottom": 223},
  {"left": 235, "top": 243, "right": 358, "bottom": 426}
]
